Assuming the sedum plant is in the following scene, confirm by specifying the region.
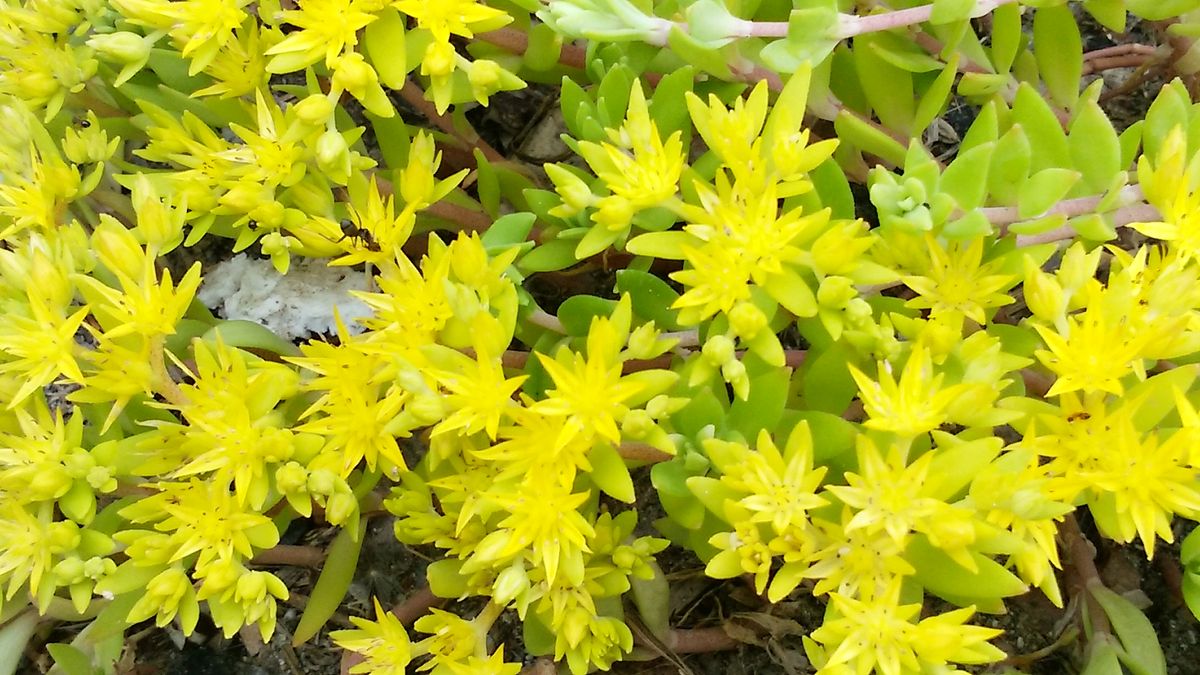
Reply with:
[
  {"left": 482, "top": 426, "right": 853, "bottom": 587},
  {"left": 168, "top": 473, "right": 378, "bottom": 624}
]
[{"left": 6, "top": 0, "right": 1200, "bottom": 674}]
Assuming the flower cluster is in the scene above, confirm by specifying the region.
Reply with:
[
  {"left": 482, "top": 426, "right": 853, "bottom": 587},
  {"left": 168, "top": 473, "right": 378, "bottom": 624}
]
[{"left": 7, "top": 1, "right": 1200, "bottom": 674}]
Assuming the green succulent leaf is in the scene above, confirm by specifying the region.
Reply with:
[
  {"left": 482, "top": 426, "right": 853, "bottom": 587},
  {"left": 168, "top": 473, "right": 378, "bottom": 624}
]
[
  {"left": 989, "top": 3, "right": 1024, "bottom": 73},
  {"left": 519, "top": 239, "right": 579, "bottom": 272},
  {"left": 363, "top": 8, "right": 409, "bottom": 88},
  {"left": 630, "top": 560, "right": 671, "bottom": 640},
  {"left": 1088, "top": 583, "right": 1167, "bottom": 675},
  {"left": 908, "top": 535, "right": 1028, "bottom": 601},
  {"left": 615, "top": 268, "right": 683, "bottom": 329},
  {"left": 1018, "top": 168, "right": 1080, "bottom": 219},
  {"left": 1012, "top": 84, "right": 1072, "bottom": 171},
  {"left": 833, "top": 110, "right": 908, "bottom": 167},
  {"left": 1033, "top": 4, "right": 1083, "bottom": 109},
  {"left": 591, "top": 442, "right": 635, "bottom": 502},
  {"left": 293, "top": 518, "right": 366, "bottom": 645},
  {"left": 854, "top": 34, "right": 915, "bottom": 133}
]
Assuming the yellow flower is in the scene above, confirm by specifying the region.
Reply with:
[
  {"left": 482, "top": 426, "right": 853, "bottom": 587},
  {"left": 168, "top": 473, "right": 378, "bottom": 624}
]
[
  {"left": 848, "top": 342, "right": 964, "bottom": 438},
  {"left": 289, "top": 322, "right": 411, "bottom": 476},
  {"left": 807, "top": 580, "right": 1004, "bottom": 675},
  {"left": 117, "top": 480, "right": 280, "bottom": 573},
  {"left": 483, "top": 484, "right": 595, "bottom": 585},
  {"left": 685, "top": 80, "right": 769, "bottom": 172},
  {"left": 703, "top": 424, "right": 828, "bottom": 534},
  {"left": 902, "top": 235, "right": 1016, "bottom": 326},
  {"left": 1030, "top": 393, "right": 1200, "bottom": 559},
  {"left": 573, "top": 82, "right": 685, "bottom": 236},
  {"left": 0, "top": 404, "right": 89, "bottom": 504},
  {"left": 194, "top": 20, "right": 280, "bottom": 98},
  {"left": 1032, "top": 283, "right": 1148, "bottom": 397},
  {"left": 198, "top": 562, "right": 289, "bottom": 640},
  {"left": 671, "top": 175, "right": 828, "bottom": 327},
  {"left": 0, "top": 30, "right": 95, "bottom": 120},
  {"left": 705, "top": 516, "right": 775, "bottom": 594},
  {"left": 0, "top": 146, "right": 81, "bottom": 238},
  {"left": 669, "top": 238, "right": 752, "bottom": 324},
  {"left": 332, "top": 597, "right": 413, "bottom": 675},
  {"left": 0, "top": 501, "right": 81, "bottom": 602},
  {"left": 429, "top": 341, "right": 527, "bottom": 441},
  {"left": 476, "top": 404, "right": 594, "bottom": 489},
  {"left": 826, "top": 437, "right": 941, "bottom": 545},
  {"left": 532, "top": 305, "right": 646, "bottom": 449},
  {"left": 394, "top": 0, "right": 511, "bottom": 43},
  {"left": 159, "top": 0, "right": 252, "bottom": 72},
  {"left": 354, "top": 255, "right": 452, "bottom": 348},
  {"left": 0, "top": 293, "right": 88, "bottom": 405},
  {"left": 553, "top": 613, "right": 633, "bottom": 675},
  {"left": 413, "top": 607, "right": 483, "bottom": 670},
  {"left": 265, "top": 0, "right": 384, "bottom": 72},
  {"left": 804, "top": 509, "right": 915, "bottom": 599},
  {"left": 1129, "top": 126, "right": 1200, "bottom": 261},
  {"left": 124, "top": 564, "right": 200, "bottom": 633}
]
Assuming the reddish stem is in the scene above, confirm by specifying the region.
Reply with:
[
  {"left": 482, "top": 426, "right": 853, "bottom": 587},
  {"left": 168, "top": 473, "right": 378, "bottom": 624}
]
[
  {"left": 1082, "top": 53, "right": 1158, "bottom": 76},
  {"left": 478, "top": 27, "right": 589, "bottom": 72},
  {"left": 618, "top": 442, "right": 674, "bottom": 463},
  {"left": 1060, "top": 514, "right": 1112, "bottom": 636},
  {"left": 398, "top": 79, "right": 505, "bottom": 164},
  {"left": 251, "top": 544, "right": 325, "bottom": 569},
  {"left": 665, "top": 626, "right": 739, "bottom": 653}
]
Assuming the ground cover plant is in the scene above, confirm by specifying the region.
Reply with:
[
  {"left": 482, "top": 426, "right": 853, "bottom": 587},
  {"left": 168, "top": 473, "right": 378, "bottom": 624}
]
[{"left": 7, "top": 0, "right": 1200, "bottom": 673}]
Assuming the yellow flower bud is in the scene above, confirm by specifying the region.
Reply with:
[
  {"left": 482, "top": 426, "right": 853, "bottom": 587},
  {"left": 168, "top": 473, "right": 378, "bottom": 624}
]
[
  {"left": 468, "top": 57, "right": 501, "bottom": 88},
  {"left": 87, "top": 32, "right": 151, "bottom": 65},
  {"left": 545, "top": 163, "right": 595, "bottom": 217},
  {"left": 1058, "top": 243, "right": 1102, "bottom": 294},
  {"left": 492, "top": 562, "right": 529, "bottom": 607},
  {"left": 721, "top": 359, "right": 749, "bottom": 400},
  {"left": 621, "top": 409, "right": 654, "bottom": 439},
  {"left": 236, "top": 569, "right": 269, "bottom": 603},
  {"left": 646, "top": 394, "right": 685, "bottom": 419},
  {"left": 422, "top": 40, "right": 457, "bottom": 78},
  {"left": 331, "top": 52, "right": 378, "bottom": 98},
  {"left": 612, "top": 546, "right": 637, "bottom": 571},
  {"left": 91, "top": 218, "right": 145, "bottom": 280},
  {"left": 83, "top": 556, "right": 115, "bottom": 580},
  {"left": 53, "top": 556, "right": 86, "bottom": 584},
  {"left": 1024, "top": 266, "right": 1065, "bottom": 322},
  {"left": 62, "top": 115, "right": 119, "bottom": 165},
  {"left": 702, "top": 334, "right": 735, "bottom": 366},
  {"left": 728, "top": 301, "right": 766, "bottom": 339},
  {"left": 593, "top": 195, "right": 634, "bottom": 232},
  {"left": 561, "top": 607, "right": 592, "bottom": 648},
  {"left": 315, "top": 129, "right": 351, "bottom": 180},
  {"left": 218, "top": 182, "right": 272, "bottom": 215},
  {"left": 408, "top": 393, "right": 446, "bottom": 426},
  {"left": 29, "top": 464, "right": 73, "bottom": 500},
  {"left": 307, "top": 469, "right": 337, "bottom": 496},
  {"left": 15, "top": 71, "right": 58, "bottom": 99},
  {"left": 200, "top": 557, "right": 241, "bottom": 592},
  {"left": 293, "top": 94, "right": 335, "bottom": 126},
  {"left": 149, "top": 566, "right": 192, "bottom": 598},
  {"left": 46, "top": 521, "right": 81, "bottom": 552},
  {"left": 276, "top": 462, "right": 309, "bottom": 494},
  {"left": 817, "top": 276, "right": 856, "bottom": 309},
  {"left": 626, "top": 322, "right": 663, "bottom": 359},
  {"left": 325, "top": 491, "right": 358, "bottom": 526}
]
